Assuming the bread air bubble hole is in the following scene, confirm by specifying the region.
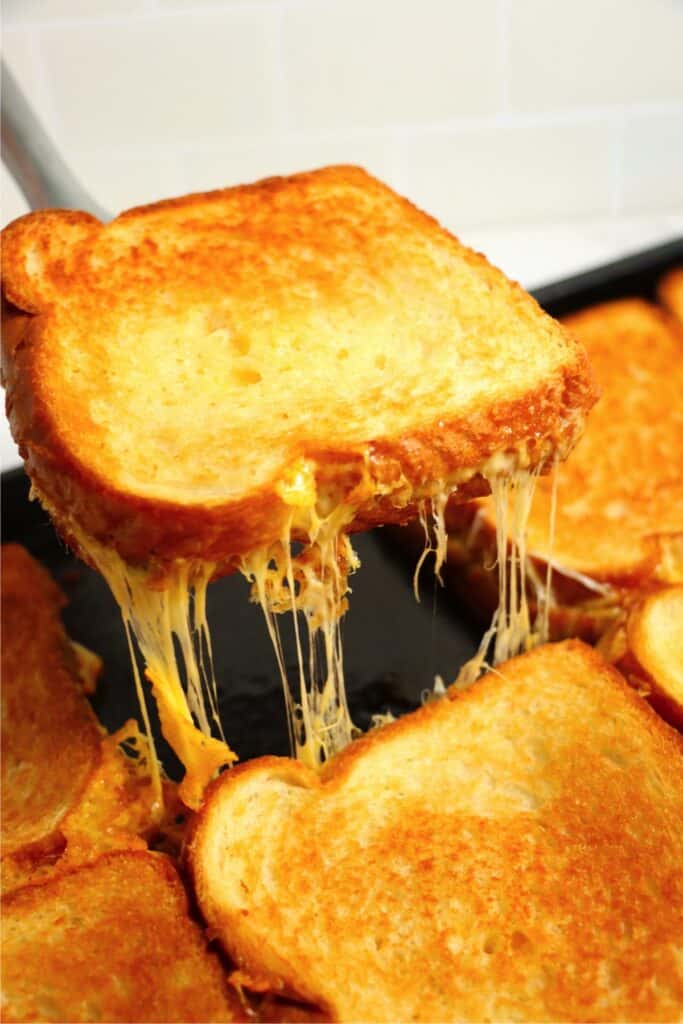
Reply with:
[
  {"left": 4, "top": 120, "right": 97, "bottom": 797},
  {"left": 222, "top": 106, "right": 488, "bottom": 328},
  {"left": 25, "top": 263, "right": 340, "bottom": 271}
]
[
  {"left": 374, "top": 353, "right": 387, "bottom": 370},
  {"left": 337, "top": 348, "right": 349, "bottom": 360}
]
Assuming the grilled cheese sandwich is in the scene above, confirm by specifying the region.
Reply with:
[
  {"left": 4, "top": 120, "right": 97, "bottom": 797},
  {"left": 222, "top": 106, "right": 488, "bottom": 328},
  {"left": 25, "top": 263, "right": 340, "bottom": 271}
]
[{"left": 1, "top": 166, "right": 597, "bottom": 800}]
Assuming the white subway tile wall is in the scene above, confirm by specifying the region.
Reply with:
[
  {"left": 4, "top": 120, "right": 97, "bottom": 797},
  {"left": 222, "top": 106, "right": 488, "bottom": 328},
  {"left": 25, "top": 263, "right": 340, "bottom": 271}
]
[
  {"left": 622, "top": 109, "right": 683, "bottom": 212},
  {"left": 2, "top": 0, "right": 681, "bottom": 233},
  {"left": 281, "top": 0, "right": 501, "bottom": 131},
  {"left": 507, "top": 0, "right": 683, "bottom": 111}
]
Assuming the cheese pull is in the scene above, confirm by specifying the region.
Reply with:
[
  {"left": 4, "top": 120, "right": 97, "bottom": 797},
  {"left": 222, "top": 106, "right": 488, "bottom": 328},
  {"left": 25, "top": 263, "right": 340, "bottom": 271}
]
[
  {"left": 241, "top": 512, "right": 360, "bottom": 770},
  {"left": 145, "top": 664, "right": 235, "bottom": 809},
  {"left": 71, "top": 524, "right": 235, "bottom": 811}
]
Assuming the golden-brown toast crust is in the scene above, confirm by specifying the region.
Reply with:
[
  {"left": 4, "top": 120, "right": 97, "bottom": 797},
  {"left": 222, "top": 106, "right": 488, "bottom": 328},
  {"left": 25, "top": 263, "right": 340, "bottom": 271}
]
[
  {"left": 1, "top": 849, "right": 242, "bottom": 1022},
  {"left": 187, "top": 640, "right": 683, "bottom": 1021},
  {"left": 1, "top": 543, "right": 102, "bottom": 859},
  {"left": 1, "top": 166, "right": 596, "bottom": 572}
]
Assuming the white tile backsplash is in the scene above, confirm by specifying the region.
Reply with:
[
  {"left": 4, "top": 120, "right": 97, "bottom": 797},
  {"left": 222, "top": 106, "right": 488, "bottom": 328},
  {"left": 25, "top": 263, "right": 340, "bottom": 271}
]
[
  {"left": 2, "top": 0, "right": 147, "bottom": 22},
  {"left": 35, "top": 9, "right": 281, "bottom": 150},
  {"left": 282, "top": 0, "right": 501, "bottom": 131},
  {"left": 508, "top": 0, "right": 683, "bottom": 111},
  {"left": 621, "top": 110, "right": 683, "bottom": 213},
  {"left": 391, "top": 119, "right": 615, "bottom": 230}
]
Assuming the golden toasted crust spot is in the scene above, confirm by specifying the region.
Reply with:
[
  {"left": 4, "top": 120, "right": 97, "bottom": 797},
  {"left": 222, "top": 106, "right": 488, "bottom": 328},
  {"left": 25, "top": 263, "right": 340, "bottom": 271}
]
[
  {"left": 1, "top": 850, "right": 241, "bottom": 1022},
  {"left": 188, "top": 640, "right": 683, "bottom": 1022},
  {"left": 1, "top": 166, "right": 595, "bottom": 570}
]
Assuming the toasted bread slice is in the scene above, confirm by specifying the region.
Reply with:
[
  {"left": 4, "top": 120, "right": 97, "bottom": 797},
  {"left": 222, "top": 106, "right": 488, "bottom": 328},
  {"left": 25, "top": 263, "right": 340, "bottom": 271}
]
[
  {"left": 1, "top": 166, "right": 595, "bottom": 573},
  {"left": 188, "top": 640, "right": 683, "bottom": 1022},
  {"left": 658, "top": 265, "right": 683, "bottom": 325},
  {"left": 599, "top": 585, "right": 683, "bottom": 729},
  {"left": 1, "top": 544, "right": 166, "bottom": 892},
  {"left": 1, "top": 850, "right": 240, "bottom": 1022},
  {"left": 1, "top": 544, "right": 101, "bottom": 858},
  {"left": 421, "top": 298, "right": 683, "bottom": 642}
]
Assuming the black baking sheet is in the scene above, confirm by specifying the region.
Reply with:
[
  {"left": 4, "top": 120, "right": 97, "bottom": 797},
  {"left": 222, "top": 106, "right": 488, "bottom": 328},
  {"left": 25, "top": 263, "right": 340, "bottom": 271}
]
[{"left": 3, "top": 236, "right": 682, "bottom": 772}]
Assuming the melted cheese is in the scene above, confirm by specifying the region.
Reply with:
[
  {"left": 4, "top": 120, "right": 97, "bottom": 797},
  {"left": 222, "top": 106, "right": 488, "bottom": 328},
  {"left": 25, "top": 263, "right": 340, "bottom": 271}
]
[
  {"left": 452, "top": 466, "right": 555, "bottom": 688},
  {"left": 35, "top": 443, "right": 566, "bottom": 798},
  {"left": 240, "top": 508, "right": 360, "bottom": 768},
  {"left": 412, "top": 492, "right": 449, "bottom": 601},
  {"left": 70, "top": 530, "right": 236, "bottom": 811}
]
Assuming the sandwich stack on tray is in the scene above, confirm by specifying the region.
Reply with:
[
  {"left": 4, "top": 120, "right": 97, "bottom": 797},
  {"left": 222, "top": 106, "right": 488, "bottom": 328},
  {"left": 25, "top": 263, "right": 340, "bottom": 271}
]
[{"left": 1, "top": 167, "right": 681, "bottom": 1022}]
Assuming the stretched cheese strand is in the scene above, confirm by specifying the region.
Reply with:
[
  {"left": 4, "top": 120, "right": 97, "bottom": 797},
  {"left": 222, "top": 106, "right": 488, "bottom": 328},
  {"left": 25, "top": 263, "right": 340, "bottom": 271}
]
[
  {"left": 241, "top": 511, "right": 360, "bottom": 768},
  {"left": 412, "top": 491, "right": 449, "bottom": 600},
  {"left": 453, "top": 466, "right": 551, "bottom": 688},
  {"left": 70, "top": 530, "right": 235, "bottom": 811}
]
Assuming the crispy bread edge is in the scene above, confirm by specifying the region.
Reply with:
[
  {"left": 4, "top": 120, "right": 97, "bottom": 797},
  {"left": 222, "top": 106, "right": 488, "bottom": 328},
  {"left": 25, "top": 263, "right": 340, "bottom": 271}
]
[{"left": 186, "top": 756, "right": 327, "bottom": 1010}]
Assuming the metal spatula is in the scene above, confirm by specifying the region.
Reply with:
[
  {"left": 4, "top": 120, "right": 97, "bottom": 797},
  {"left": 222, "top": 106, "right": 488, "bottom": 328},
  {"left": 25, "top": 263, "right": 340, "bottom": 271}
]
[{"left": 1, "top": 59, "right": 109, "bottom": 220}]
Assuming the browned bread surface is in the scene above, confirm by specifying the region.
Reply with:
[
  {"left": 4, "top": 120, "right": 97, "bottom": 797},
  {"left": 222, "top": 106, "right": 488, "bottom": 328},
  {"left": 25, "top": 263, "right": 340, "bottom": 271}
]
[
  {"left": 1, "top": 543, "right": 101, "bottom": 857},
  {"left": 1, "top": 166, "right": 595, "bottom": 570},
  {"left": 188, "top": 640, "right": 683, "bottom": 1022},
  {"left": 1, "top": 544, "right": 165, "bottom": 893},
  {"left": 1, "top": 850, "right": 241, "bottom": 1022},
  {"left": 658, "top": 265, "right": 683, "bottom": 324}
]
